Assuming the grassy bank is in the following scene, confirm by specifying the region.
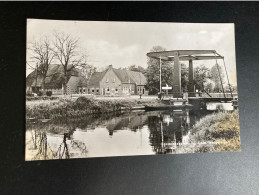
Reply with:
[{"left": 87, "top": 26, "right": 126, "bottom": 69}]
[
  {"left": 26, "top": 96, "right": 165, "bottom": 120},
  {"left": 186, "top": 110, "right": 241, "bottom": 153}
]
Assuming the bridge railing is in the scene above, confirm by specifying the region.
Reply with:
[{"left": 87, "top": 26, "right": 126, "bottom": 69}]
[{"left": 201, "top": 93, "right": 238, "bottom": 98}]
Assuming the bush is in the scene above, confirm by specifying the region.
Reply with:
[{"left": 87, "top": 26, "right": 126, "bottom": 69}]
[
  {"left": 75, "top": 96, "right": 94, "bottom": 105},
  {"left": 37, "top": 91, "right": 43, "bottom": 96},
  {"left": 26, "top": 96, "right": 59, "bottom": 101},
  {"left": 188, "top": 110, "right": 241, "bottom": 153},
  {"left": 26, "top": 91, "right": 33, "bottom": 97},
  {"left": 46, "top": 91, "right": 52, "bottom": 97}
]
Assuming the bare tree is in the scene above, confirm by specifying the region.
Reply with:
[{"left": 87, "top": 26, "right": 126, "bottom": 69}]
[
  {"left": 52, "top": 32, "right": 87, "bottom": 95},
  {"left": 80, "top": 64, "right": 96, "bottom": 80},
  {"left": 29, "top": 36, "right": 55, "bottom": 94}
]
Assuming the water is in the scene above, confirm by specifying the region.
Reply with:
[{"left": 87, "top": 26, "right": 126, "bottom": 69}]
[{"left": 25, "top": 103, "right": 234, "bottom": 160}]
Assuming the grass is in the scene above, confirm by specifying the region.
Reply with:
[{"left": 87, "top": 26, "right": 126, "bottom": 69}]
[
  {"left": 26, "top": 96, "right": 164, "bottom": 120},
  {"left": 187, "top": 110, "right": 241, "bottom": 153}
]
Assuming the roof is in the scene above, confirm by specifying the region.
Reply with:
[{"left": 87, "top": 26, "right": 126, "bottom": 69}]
[
  {"left": 67, "top": 76, "right": 88, "bottom": 89},
  {"left": 77, "top": 77, "right": 88, "bottom": 87},
  {"left": 127, "top": 70, "right": 147, "bottom": 85},
  {"left": 113, "top": 69, "right": 131, "bottom": 83},
  {"left": 87, "top": 71, "right": 106, "bottom": 86},
  {"left": 87, "top": 65, "right": 146, "bottom": 86},
  {"left": 26, "top": 64, "right": 83, "bottom": 89}
]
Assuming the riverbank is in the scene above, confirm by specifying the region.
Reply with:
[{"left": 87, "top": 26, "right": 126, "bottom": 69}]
[
  {"left": 26, "top": 96, "right": 166, "bottom": 120},
  {"left": 180, "top": 110, "right": 241, "bottom": 153}
]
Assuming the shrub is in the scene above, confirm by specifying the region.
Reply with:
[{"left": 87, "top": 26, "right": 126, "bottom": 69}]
[
  {"left": 75, "top": 96, "right": 93, "bottom": 105},
  {"left": 214, "top": 137, "right": 241, "bottom": 152},
  {"left": 26, "top": 91, "right": 33, "bottom": 96},
  {"left": 37, "top": 91, "right": 43, "bottom": 96},
  {"left": 212, "top": 111, "right": 240, "bottom": 140},
  {"left": 46, "top": 91, "right": 52, "bottom": 97},
  {"left": 188, "top": 110, "right": 241, "bottom": 153},
  {"left": 26, "top": 96, "right": 59, "bottom": 101}
]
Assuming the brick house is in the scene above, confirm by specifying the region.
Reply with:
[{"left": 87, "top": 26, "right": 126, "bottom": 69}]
[
  {"left": 87, "top": 65, "right": 147, "bottom": 96},
  {"left": 26, "top": 64, "right": 88, "bottom": 95}
]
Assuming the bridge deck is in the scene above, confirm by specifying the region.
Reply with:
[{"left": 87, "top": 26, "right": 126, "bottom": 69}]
[{"left": 188, "top": 97, "right": 234, "bottom": 102}]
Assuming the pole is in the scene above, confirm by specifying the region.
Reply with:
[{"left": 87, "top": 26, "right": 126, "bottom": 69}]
[
  {"left": 214, "top": 53, "right": 226, "bottom": 98},
  {"left": 222, "top": 58, "right": 233, "bottom": 98},
  {"left": 160, "top": 56, "right": 162, "bottom": 93}
]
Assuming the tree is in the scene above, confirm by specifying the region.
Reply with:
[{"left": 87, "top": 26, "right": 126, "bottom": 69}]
[
  {"left": 80, "top": 64, "right": 96, "bottom": 80},
  {"left": 128, "top": 64, "right": 146, "bottom": 74},
  {"left": 29, "top": 36, "right": 55, "bottom": 94},
  {"left": 146, "top": 46, "right": 174, "bottom": 94},
  {"left": 52, "top": 32, "right": 87, "bottom": 95},
  {"left": 210, "top": 64, "right": 225, "bottom": 92},
  {"left": 181, "top": 63, "right": 189, "bottom": 92},
  {"left": 204, "top": 81, "right": 214, "bottom": 93},
  {"left": 194, "top": 64, "right": 211, "bottom": 91}
]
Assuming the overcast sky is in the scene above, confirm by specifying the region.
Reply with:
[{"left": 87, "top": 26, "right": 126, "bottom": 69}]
[{"left": 27, "top": 19, "right": 237, "bottom": 85}]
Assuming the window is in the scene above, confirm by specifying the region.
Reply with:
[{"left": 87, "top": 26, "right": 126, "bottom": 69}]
[
  {"left": 92, "top": 88, "right": 95, "bottom": 93},
  {"left": 106, "top": 78, "right": 109, "bottom": 83},
  {"left": 96, "top": 88, "right": 99, "bottom": 93},
  {"left": 113, "top": 78, "right": 115, "bottom": 83},
  {"left": 106, "top": 87, "right": 110, "bottom": 92},
  {"left": 83, "top": 88, "right": 86, "bottom": 93},
  {"left": 115, "top": 88, "right": 118, "bottom": 92}
]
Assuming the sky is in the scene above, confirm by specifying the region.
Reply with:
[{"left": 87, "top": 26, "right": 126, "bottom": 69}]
[{"left": 27, "top": 19, "right": 237, "bottom": 85}]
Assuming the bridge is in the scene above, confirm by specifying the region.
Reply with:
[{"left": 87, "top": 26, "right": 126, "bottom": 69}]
[{"left": 146, "top": 50, "right": 236, "bottom": 105}]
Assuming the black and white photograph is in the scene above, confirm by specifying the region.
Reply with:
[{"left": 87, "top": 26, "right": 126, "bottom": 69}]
[{"left": 25, "top": 19, "right": 240, "bottom": 161}]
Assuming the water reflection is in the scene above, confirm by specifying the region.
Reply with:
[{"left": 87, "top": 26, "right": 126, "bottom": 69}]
[
  {"left": 26, "top": 121, "right": 88, "bottom": 160},
  {"left": 26, "top": 109, "right": 220, "bottom": 160}
]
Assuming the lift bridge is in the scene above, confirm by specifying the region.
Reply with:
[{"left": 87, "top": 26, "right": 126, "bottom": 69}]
[{"left": 146, "top": 50, "right": 237, "bottom": 107}]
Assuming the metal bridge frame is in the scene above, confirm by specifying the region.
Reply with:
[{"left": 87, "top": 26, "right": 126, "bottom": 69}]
[{"left": 146, "top": 50, "right": 231, "bottom": 98}]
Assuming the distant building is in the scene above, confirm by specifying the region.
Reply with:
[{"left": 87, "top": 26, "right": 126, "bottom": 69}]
[
  {"left": 26, "top": 64, "right": 88, "bottom": 95},
  {"left": 87, "top": 65, "right": 147, "bottom": 96}
]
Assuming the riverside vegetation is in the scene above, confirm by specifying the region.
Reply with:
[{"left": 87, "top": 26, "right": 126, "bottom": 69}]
[
  {"left": 26, "top": 96, "right": 240, "bottom": 153},
  {"left": 180, "top": 110, "right": 241, "bottom": 153},
  {"left": 26, "top": 96, "right": 164, "bottom": 120}
]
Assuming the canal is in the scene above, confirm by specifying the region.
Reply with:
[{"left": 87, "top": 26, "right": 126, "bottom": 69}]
[{"left": 25, "top": 103, "right": 234, "bottom": 160}]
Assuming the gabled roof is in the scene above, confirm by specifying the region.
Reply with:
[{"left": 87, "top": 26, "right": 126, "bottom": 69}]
[
  {"left": 87, "top": 65, "right": 146, "bottom": 86},
  {"left": 68, "top": 76, "right": 88, "bottom": 89},
  {"left": 77, "top": 77, "right": 88, "bottom": 87},
  {"left": 87, "top": 71, "right": 106, "bottom": 86},
  {"left": 113, "top": 69, "right": 131, "bottom": 83},
  {"left": 127, "top": 70, "right": 147, "bottom": 85},
  {"left": 113, "top": 68, "right": 146, "bottom": 85},
  {"left": 26, "top": 64, "right": 82, "bottom": 89}
]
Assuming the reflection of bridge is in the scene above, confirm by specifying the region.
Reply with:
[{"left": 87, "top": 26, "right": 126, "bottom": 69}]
[{"left": 147, "top": 50, "right": 235, "bottom": 104}]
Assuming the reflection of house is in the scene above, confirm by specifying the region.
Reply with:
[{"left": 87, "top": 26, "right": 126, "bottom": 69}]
[
  {"left": 87, "top": 65, "right": 147, "bottom": 96},
  {"left": 106, "top": 113, "right": 148, "bottom": 136},
  {"left": 26, "top": 64, "right": 88, "bottom": 94}
]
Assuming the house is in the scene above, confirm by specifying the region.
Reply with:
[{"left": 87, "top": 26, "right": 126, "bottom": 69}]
[
  {"left": 26, "top": 64, "right": 88, "bottom": 95},
  {"left": 87, "top": 65, "right": 148, "bottom": 96}
]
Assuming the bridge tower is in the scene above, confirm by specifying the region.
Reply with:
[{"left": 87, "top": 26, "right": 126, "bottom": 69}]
[
  {"left": 188, "top": 59, "right": 195, "bottom": 97},
  {"left": 172, "top": 52, "right": 181, "bottom": 98}
]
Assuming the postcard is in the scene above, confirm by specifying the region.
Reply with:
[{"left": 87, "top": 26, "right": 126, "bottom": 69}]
[{"left": 26, "top": 19, "right": 240, "bottom": 160}]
